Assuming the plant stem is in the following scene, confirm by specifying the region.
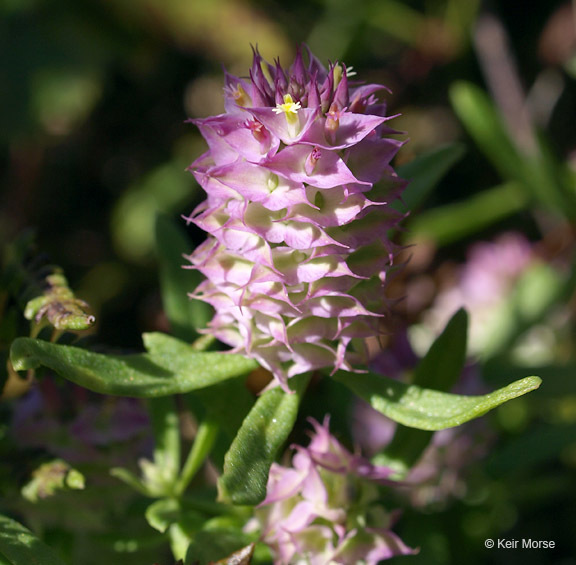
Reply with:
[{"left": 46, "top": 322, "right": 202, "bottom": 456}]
[{"left": 174, "top": 418, "right": 219, "bottom": 497}]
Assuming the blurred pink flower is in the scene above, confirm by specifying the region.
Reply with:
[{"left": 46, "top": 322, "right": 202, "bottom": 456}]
[
  {"left": 419, "top": 232, "right": 535, "bottom": 355},
  {"left": 355, "top": 334, "right": 494, "bottom": 509},
  {"left": 186, "top": 46, "right": 406, "bottom": 389},
  {"left": 12, "top": 381, "right": 152, "bottom": 468}
]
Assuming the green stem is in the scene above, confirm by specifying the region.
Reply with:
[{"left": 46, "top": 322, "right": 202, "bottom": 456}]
[{"left": 174, "top": 418, "right": 219, "bottom": 497}]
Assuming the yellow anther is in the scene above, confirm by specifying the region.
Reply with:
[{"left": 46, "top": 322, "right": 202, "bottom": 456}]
[{"left": 273, "top": 94, "right": 301, "bottom": 124}]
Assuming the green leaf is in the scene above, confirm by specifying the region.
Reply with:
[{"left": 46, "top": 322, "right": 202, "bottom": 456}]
[
  {"left": 409, "top": 181, "right": 527, "bottom": 245},
  {"left": 450, "top": 81, "right": 570, "bottom": 215},
  {"left": 218, "top": 373, "right": 310, "bottom": 506},
  {"left": 378, "top": 309, "right": 469, "bottom": 474},
  {"left": 146, "top": 498, "right": 181, "bottom": 534},
  {"left": 186, "top": 534, "right": 255, "bottom": 565},
  {"left": 0, "top": 514, "right": 68, "bottom": 565},
  {"left": 145, "top": 498, "right": 203, "bottom": 535},
  {"left": 450, "top": 82, "right": 526, "bottom": 183},
  {"left": 155, "top": 215, "right": 212, "bottom": 341},
  {"left": 111, "top": 160, "right": 194, "bottom": 263},
  {"left": 331, "top": 371, "right": 541, "bottom": 431},
  {"left": 412, "top": 307, "right": 468, "bottom": 390},
  {"left": 109, "top": 467, "right": 150, "bottom": 496},
  {"left": 9, "top": 333, "right": 258, "bottom": 397},
  {"left": 397, "top": 142, "right": 466, "bottom": 210},
  {"left": 148, "top": 396, "right": 181, "bottom": 486}
]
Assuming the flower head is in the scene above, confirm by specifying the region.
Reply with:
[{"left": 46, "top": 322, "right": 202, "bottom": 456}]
[
  {"left": 186, "top": 46, "right": 406, "bottom": 389},
  {"left": 247, "top": 417, "right": 416, "bottom": 564}
]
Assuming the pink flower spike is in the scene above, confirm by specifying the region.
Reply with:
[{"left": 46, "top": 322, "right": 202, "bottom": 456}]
[
  {"left": 250, "top": 417, "right": 415, "bottom": 563},
  {"left": 186, "top": 45, "right": 407, "bottom": 387}
]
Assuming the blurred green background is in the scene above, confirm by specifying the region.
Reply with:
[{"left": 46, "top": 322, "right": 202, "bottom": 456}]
[{"left": 2, "top": 0, "right": 576, "bottom": 563}]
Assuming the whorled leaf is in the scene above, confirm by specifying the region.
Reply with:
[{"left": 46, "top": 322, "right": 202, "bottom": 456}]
[
  {"left": 332, "top": 371, "right": 541, "bottom": 431},
  {"left": 9, "top": 333, "right": 258, "bottom": 397}
]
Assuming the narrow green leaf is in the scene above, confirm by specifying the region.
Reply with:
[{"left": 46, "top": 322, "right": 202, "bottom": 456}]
[
  {"left": 186, "top": 531, "right": 255, "bottom": 565},
  {"left": 0, "top": 514, "right": 67, "bottom": 565},
  {"left": 186, "top": 379, "right": 256, "bottom": 473},
  {"left": 332, "top": 371, "right": 541, "bottom": 431},
  {"left": 155, "top": 215, "right": 212, "bottom": 341},
  {"left": 379, "top": 309, "right": 469, "bottom": 474},
  {"left": 218, "top": 374, "right": 310, "bottom": 506},
  {"left": 109, "top": 467, "right": 151, "bottom": 496},
  {"left": 141, "top": 333, "right": 253, "bottom": 383},
  {"left": 450, "top": 81, "right": 568, "bottom": 214},
  {"left": 145, "top": 498, "right": 205, "bottom": 538},
  {"left": 412, "top": 307, "right": 468, "bottom": 390},
  {"left": 409, "top": 181, "right": 527, "bottom": 245},
  {"left": 146, "top": 498, "right": 180, "bottom": 534},
  {"left": 148, "top": 397, "right": 181, "bottom": 485},
  {"left": 397, "top": 142, "right": 466, "bottom": 210},
  {"left": 9, "top": 333, "right": 258, "bottom": 397},
  {"left": 450, "top": 81, "right": 525, "bottom": 183}
]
